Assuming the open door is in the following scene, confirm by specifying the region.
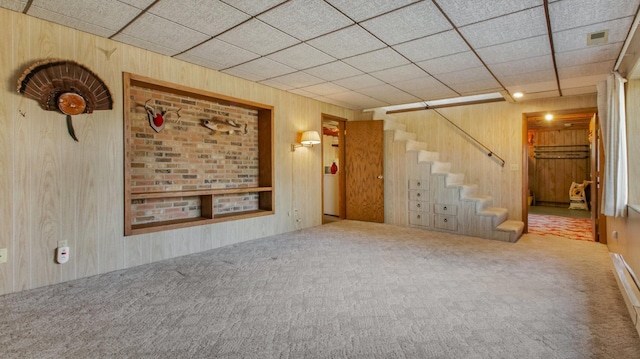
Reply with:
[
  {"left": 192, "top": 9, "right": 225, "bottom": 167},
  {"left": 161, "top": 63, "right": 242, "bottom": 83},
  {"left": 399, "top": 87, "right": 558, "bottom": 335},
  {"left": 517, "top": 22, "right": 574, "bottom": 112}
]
[
  {"left": 322, "top": 114, "right": 346, "bottom": 223},
  {"left": 345, "top": 120, "right": 384, "bottom": 222},
  {"left": 590, "top": 114, "right": 607, "bottom": 243}
]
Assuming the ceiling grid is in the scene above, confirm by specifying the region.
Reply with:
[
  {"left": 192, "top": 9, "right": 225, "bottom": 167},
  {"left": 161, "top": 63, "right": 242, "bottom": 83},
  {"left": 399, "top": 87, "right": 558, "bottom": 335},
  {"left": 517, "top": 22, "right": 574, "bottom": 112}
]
[{"left": 3, "top": 0, "right": 639, "bottom": 109}]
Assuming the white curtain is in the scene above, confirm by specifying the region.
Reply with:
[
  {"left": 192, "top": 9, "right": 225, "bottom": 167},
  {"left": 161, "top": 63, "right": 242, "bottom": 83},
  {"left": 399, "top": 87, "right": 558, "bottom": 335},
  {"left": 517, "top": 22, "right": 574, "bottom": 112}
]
[{"left": 597, "top": 72, "right": 628, "bottom": 217}]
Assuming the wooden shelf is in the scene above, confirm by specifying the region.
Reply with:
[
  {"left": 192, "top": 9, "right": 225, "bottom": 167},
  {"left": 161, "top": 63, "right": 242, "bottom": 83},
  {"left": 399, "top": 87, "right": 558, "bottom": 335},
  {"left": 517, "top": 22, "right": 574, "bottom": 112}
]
[
  {"left": 123, "top": 73, "right": 274, "bottom": 236},
  {"left": 130, "top": 210, "right": 274, "bottom": 235},
  {"left": 130, "top": 187, "right": 273, "bottom": 200}
]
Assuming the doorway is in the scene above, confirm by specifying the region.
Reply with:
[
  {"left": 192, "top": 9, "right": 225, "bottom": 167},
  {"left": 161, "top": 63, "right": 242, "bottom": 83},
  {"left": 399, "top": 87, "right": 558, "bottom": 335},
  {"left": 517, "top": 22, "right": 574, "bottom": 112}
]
[
  {"left": 523, "top": 108, "right": 602, "bottom": 241},
  {"left": 322, "top": 114, "right": 346, "bottom": 224}
]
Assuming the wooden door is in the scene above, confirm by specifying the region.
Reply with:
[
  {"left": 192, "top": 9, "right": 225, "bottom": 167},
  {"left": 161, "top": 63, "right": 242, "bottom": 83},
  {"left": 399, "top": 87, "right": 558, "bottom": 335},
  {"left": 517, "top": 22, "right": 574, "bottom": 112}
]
[
  {"left": 590, "top": 114, "right": 607, "bottom": 243},
  {"left": 345, "top": 120, "right": 384, "bottom": 222}
]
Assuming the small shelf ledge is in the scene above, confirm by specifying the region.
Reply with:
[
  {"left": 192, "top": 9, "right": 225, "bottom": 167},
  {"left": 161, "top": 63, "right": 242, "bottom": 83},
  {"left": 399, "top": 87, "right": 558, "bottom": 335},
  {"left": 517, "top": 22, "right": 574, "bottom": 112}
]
[{"left": 130, "top": 187, "right": 273, "bottom": 200}]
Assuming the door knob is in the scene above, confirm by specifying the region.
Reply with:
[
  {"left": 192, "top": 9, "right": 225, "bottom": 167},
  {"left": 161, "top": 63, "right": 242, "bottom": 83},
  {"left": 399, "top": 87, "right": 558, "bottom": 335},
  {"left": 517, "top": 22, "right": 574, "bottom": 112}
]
[{"left": 377, "top": 175, "right": 384, "bottom": 179}]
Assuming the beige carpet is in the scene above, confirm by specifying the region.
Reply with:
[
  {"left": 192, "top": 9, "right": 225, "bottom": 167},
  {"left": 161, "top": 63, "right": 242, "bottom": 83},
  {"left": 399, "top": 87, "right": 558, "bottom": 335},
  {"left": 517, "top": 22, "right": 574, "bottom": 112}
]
[{"left": 1, "top": 220, "right": 639, "bottom": 358}]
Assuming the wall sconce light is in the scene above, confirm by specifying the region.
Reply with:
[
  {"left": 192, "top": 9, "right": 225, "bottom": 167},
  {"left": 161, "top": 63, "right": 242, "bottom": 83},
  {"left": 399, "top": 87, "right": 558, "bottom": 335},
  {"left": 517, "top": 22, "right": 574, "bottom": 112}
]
[{"left": 291, "top": 130, "right": 321, "bottom": 151}]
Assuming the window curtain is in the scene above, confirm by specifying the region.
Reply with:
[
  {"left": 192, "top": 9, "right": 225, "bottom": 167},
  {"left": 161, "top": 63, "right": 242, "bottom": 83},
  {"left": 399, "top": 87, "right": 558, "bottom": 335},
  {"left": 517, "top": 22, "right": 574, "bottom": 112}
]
[{"left": 597, "top": 71, "right": 628, "bottom": 217}]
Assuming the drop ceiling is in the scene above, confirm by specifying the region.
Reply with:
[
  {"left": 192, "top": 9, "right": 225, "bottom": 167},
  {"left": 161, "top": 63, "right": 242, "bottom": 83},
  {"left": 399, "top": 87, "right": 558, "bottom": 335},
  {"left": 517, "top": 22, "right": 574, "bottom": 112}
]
[{"left": 3, "top": 0, "right": 639, "bottom": 110}]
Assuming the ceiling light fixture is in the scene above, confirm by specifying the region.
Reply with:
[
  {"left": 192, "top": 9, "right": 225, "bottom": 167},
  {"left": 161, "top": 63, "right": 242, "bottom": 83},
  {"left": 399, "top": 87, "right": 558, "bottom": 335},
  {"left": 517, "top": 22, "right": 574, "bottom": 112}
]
[
  {"left": 513, "top": 92, "right": 524, "bottom": 98},
  {"left": 364, "top": 92, "right": 505, "bottom": 114},
  {"left": 545, "top": 113, "right": 554, "bottom": 121}
]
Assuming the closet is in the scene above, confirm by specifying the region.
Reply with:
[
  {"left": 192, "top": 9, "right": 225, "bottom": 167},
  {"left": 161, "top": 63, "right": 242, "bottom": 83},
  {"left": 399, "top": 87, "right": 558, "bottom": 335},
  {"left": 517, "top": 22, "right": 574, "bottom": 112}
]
[{"left": 528, "top": 128, "right": 590, "bottom": 207}]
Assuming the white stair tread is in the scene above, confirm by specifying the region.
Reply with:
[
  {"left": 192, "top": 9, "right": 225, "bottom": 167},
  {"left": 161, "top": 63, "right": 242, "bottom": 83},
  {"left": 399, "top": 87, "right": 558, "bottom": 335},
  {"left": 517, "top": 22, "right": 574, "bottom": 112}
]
[
  {"left": 406, "top": 139, "right": 429, "bottom": 152},
  {"left": 393, "top": 130, "right": 417, "bottom": 141},
  {"left": 383, "top": 120, "right": 406, "bottom": 131},
  {"left": 479, "top": 207, "right": 508, "bottom": 221},
  {"left": 417, "top": 150, "right": 439, "bottom": 163},
  {"left": 496, "top": 220, "right": 525, "bottom": 232}
]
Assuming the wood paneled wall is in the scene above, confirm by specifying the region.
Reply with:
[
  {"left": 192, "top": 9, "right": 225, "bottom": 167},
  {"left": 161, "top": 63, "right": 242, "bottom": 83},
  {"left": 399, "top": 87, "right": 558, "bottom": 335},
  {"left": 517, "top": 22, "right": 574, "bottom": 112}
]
[
  {"left": 391, "top": 95, "right": 597, "bottom": 219},
  {"left": 0, "top": 8, "right": 353, "bottom": 295},
  {"left": 528, "top": 129, "right": 590, "bottom": 206}
]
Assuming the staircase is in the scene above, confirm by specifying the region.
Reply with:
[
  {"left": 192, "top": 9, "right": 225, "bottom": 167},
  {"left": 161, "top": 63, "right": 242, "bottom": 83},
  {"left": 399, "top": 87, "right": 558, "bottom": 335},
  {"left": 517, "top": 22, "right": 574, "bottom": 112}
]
[{"left": 381, "top": 114, "right": 524, "bottom": 243}]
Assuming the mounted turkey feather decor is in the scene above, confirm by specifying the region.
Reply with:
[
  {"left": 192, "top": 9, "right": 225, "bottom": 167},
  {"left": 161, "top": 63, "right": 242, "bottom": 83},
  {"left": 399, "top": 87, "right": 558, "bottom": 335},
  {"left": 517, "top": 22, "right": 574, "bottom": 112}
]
[{"left": 17, "top": 59, "right": 113, "bottom": 141}]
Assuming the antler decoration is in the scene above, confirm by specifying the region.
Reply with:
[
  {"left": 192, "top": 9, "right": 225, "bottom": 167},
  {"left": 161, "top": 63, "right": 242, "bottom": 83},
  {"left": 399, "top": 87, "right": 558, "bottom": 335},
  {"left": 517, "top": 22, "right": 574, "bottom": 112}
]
[
  {"left": 17, "top": 59, "right": 113, "bottom": 142},
  {"left": 202, "top": 118, "right": 248, "bottom": 135},
  {"left": 141, "top": 99, "right": 181, "bottom": 132}
]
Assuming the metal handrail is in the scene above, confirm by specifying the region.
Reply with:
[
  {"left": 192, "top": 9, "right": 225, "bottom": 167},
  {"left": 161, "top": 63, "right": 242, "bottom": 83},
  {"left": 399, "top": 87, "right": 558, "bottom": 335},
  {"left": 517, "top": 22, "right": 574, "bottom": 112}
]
[{"left": 430, "top": 107, "right": 506, "bottom": 167}]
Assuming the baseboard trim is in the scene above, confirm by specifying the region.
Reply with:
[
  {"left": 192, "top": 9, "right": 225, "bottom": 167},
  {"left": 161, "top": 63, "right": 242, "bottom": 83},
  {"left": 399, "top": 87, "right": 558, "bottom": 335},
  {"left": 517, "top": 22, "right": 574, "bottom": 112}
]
[{"left": 610, "top": 252, "right": 640, "bottom": 337}]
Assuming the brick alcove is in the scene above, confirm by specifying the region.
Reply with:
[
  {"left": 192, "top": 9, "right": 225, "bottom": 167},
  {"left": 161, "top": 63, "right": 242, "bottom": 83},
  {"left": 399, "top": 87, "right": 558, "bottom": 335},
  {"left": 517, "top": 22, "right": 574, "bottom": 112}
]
[{"left": 123, "top": 73, "right": 273, "bottom": 236}]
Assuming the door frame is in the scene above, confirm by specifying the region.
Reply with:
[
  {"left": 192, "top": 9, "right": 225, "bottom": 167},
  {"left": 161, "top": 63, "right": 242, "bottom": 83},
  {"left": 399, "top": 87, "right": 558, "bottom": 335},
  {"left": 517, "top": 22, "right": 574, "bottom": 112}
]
[
  {"left": 522, "top": 107, "right": 598, "bottom": 237},
  {"left": 321, "top": 114, "right": 346, "bottom": 221}
]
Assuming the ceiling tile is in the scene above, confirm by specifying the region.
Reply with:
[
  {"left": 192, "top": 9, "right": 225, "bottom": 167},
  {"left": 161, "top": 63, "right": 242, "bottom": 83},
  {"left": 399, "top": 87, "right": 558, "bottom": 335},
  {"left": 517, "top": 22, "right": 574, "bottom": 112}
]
[
  {"left": 119, "top": 0, "right": 156, "bottom": 9},
  {"left": 325, "top": 0, "right": 416, "bottom": 22},
  {"left": 257, "top": 0, "right": 353, "bottom": 41},
  {"left": 113, "top": 13, "right": 210, "bottom": 55},
  {"left": 307, "top": 25, "right": 386, "bottom": 59},
  {"left": 312, "top": 95, "right": 356, "bottom": 109},
  {"left": 221, "top": 67, "right": 268, "bottom": 82},
  {"left": 549, "top": 0, "right": 640, "bottom": 32},
  {"left": 343, "top": 47, "right": 410, "bottom": 73},
  {"left": 390, "top": 76, "right": 459, "bottom": 100},
  {"left": 459, "top": 7, "right": 547, "bottom": 48},
  {"left": 457, "top": 86, "right": 504, "bottom": 97},
  {"left": 304, "top": 61, "right": 364, "bottom": 81},
  {"left": 505, "top": 79, "right": 557, "bottom": 93},
  {"left": 558, "top": 60, "right": 616, "bottom": 79},
  {"left": 393, "top": 30, "right": 469, "bottom": 62},
  {"left": 435, "top": 0, "right": 542, "bottom": 27},
  {"left": 258, "top": 78, "right": 295, "bottom": 91},
  {"left": 561, "top": 86, "right": 597, "bottom": 96},
  {"left": 267, "top": 71, "right": 325, "bottom": 88},
  {"left": 360, "top": 1, "right": 451, "bottom": 45},
  {"left": 267, "top": 43, "right": 336, "bottom": 70},
  {"left": 358, "top": 84, "right": 420, "bottom": 104},
  {"left": 325, "top": 91, "right": 389, "bottom": 109},
  {"left": 555, "top": 43, "right": 622, "bottom": 68},
  {"left": 149, "top": 0, "right": 249, "bottom": 36},
  {"left": 0, "top": 0, "right": 27, "bottom": 11},
  {"left": 227, "top": 57, "right": 296, "bottom": 79},
  {"left": 416, "top": 51, "right": 483, "bottom": 75},
  {"left": 560, "top": 73, "right": 608, "bottom": 89},
  {"left": 299, "top": 83, "right": 349, "bottom": 96},
  {"left": 288, "top": 88, "right": 321, "bottom": 98},
  {"left": 174, "top": 53, "right": 227, "bottom": 71},
  {"left": 499, "top": 70, "right": 557, "bottom": 86},
  {"left": 216, "top": 19, "right": 299, "bottom": 56},
  {"left": 28, "top": 0, "right": 143, "bottom": 37},
  {"left": 220, "top": 0, "right": 287, "bottom": 15},
  {"left": 553, "top": 17, "right": 633, "bottom": 53},
  {"left": 476, "top": 35, "right": 550, "bottom": 65},
  {"left": 436, "top": 67, "right": 496, "bottom": 85},
  {"left": 370, "top": 64, "right": 429, "bottom": 83},
  {"left": 489, "top": 55, "right": 554, "bottom": 77},
  {"left": 332, "top": 74, "right": 386, "bottom": 90},
  {"left": 176, "top": 39, "right": 260, "bottom": 69}
]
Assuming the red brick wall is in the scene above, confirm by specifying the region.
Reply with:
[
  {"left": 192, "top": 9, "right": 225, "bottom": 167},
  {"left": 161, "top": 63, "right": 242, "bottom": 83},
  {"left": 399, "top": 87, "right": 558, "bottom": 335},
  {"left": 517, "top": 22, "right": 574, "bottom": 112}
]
[{"left": 129, "top": 86, "right": 259, "bottom": 224}]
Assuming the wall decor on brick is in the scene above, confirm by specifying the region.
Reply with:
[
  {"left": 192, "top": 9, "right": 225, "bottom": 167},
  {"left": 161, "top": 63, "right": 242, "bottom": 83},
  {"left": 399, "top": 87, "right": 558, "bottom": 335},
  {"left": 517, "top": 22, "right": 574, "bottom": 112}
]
[{"left": 123, "top": 73, "right": 274, "bottom": 236}]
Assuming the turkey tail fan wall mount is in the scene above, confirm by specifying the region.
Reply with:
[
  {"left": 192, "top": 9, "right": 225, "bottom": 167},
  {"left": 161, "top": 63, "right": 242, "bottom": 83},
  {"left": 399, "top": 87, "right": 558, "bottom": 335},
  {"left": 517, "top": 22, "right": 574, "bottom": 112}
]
[{"left": 17, "top": 59, "right": 113, "bottom": 142}]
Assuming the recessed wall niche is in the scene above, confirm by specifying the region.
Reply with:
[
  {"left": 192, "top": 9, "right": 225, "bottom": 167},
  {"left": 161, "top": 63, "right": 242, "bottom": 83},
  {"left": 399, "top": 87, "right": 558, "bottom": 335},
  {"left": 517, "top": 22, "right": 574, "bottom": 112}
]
[{"left": 123, "top": 73, "right": 274, "bottom": 236}]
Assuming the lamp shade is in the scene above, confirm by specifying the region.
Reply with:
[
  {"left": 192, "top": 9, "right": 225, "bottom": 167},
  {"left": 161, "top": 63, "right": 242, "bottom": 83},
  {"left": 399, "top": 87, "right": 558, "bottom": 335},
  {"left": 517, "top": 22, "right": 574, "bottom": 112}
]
[{"left": 300, "top": 130, "right": 321, "bottom": 145}]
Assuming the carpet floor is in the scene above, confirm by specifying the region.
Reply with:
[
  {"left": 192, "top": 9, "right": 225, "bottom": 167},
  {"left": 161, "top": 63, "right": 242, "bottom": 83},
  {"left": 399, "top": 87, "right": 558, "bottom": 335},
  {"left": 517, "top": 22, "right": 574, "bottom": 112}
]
[
  {"left": 1, "top": 220, "right": 638, "bottom": 358},
  {"left": 528, "top": 214, "right": 593, "bottom": 241}
]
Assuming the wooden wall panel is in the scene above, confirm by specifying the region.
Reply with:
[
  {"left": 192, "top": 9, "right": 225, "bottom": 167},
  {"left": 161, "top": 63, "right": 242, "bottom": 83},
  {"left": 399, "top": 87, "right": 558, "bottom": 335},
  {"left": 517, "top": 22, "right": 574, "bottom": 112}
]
[
  {"left": 0, "top": 9, "right": 13, "bottom": 294},
  {"left": 0, "top": 8, "right": 353, "bottom": 295}
]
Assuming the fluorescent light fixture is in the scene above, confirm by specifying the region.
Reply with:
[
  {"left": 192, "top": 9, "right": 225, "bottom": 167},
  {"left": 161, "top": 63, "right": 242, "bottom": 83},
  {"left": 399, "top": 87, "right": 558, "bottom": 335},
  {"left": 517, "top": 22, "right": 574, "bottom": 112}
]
[{"left": 364, "top": 92, "right": 505, "bottom": 113}]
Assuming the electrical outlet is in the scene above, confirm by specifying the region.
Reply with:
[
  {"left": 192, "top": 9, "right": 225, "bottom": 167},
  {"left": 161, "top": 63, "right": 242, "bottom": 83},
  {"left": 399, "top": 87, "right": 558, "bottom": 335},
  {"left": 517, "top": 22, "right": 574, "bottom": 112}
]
[
  {"left": 510, "top": 164, "right": 519, "bottom": 171},
  {"left": 0, "top": 248, "right": 7, "bottom": 264},
  {"left": 58, "top": 240, "right": 68, "bottom": 248}
]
